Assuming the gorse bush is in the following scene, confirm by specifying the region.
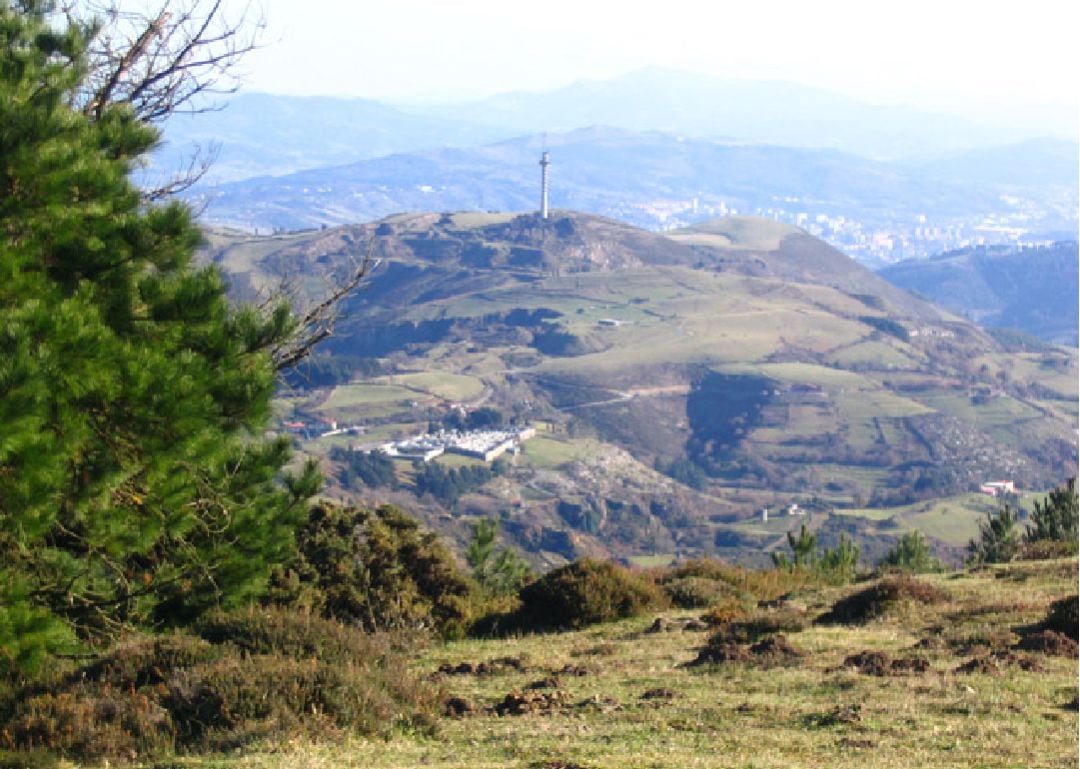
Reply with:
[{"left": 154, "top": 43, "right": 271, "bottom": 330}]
[
  {"left": 268, "top": 502, "right": 480, "bottom": 638},
  {"left": 514, "top": 559, "right": 664, "bottom": 631}
]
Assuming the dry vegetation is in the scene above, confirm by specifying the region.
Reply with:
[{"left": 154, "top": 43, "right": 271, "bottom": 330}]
[{"left": 36, "top": 557, "right": 1068, "bottom": 769}]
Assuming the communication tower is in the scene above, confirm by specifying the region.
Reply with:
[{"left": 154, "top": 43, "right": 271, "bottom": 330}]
[{"left": 539, "top": 150, "right": 550, "bottom": 219}]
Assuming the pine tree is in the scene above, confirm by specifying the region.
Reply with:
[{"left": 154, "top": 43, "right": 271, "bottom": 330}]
[
  {"left": 0, "top": 1, "right": 316, "bottom": 674},
  {"left": 1025, "top": 477, "right": 1078, "bottom": 551},
  {"left": 967, "top": 504, "right": 1020, "bottom": 565}
]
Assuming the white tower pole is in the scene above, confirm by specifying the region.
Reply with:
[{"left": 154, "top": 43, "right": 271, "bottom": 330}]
[{"left": 540, "top": 151, "right": 550, "bottom": 219}]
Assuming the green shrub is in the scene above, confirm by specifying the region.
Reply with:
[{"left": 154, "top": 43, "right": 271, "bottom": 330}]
[
  {"left": 967, "top": 505, "right": 1020, "bottom": 565},
  {"left": 1025, "top": 478, "right": 1078, "bottom": 553},
  {"left": 515, "top": 559, "right": 664, "bottom": 631},
  {"left": 268, "top": 502, "right": 479, "bottom": 638},
  {"left": 878, "top": 530, "right": 944, "bottom": 574}
]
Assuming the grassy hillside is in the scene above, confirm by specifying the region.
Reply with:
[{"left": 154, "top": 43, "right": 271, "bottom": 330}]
[
  {"left": 162, "top": 559, "right": 1079, "bottom": 769},
  {"left": 203, "top": 212, "right": 1078, "bottom": 566}
]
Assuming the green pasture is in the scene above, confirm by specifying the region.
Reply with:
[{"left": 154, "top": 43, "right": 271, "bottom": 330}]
[
  {"left": 519, "top": 434, "right": 602, "bottom": 470},
  {"left": 369, "top": 371, "right": 487, "bottom": 402}
]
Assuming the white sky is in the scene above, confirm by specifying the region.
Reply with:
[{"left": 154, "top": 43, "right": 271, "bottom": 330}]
[{"left": 234, "top": 0, "right": 1078, "bottom": 119}]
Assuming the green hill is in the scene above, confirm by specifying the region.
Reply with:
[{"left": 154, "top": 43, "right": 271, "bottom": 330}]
[
  {"left": 204, "top": 212, "right": 1078, "bottom": 566},
  {"left": 878, "top": 241, "right": 1080, "bottom": 346}
]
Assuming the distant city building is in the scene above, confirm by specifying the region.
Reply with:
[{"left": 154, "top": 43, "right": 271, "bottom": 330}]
[{"left": 381, "top": 426, "right": 536, "bottom": 463}]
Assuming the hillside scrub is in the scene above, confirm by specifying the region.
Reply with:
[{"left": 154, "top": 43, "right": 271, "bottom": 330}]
[{"left": 0, "top": 610, "right": 437, "bottom": 763}]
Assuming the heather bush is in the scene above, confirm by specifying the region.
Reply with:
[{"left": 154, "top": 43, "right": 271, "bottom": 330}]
[
  {"left": 656, "top": 557, "right": 811, "bottom": 603},
  {"left": 816, "top": 575, "right": 948, "bottom": 625},
  {"left": 706, "top": 608, "right": 808, "bottom": 644},
  {"left": 0, "top": 610, "right": 437, "bottom": 764},
  {"left": 662, "top": 576, "right": 740, "bottom": 609}
]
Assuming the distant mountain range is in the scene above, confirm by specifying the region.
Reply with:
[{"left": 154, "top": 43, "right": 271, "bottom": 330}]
[
  {"left": 158, "top": 69, "right": 1076, "bottom": 185},
  {"left": 409, "top": 69, "right": 1070, "bottom": 160},
  {"left": 187, "top": 127, "right": 1077, "bottom": 264},
  {"left": 879, "top": 241, "right": 1080, "bottom": 346}
]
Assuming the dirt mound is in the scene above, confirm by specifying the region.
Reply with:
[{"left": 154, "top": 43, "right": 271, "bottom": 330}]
[
  {"left": 954, "top": 651, "right": 1044, "bottom": 674},
  {"left": 705, "top": 609, "right": 808, "bottom": 643},
  {"left": 525, "top": 677, "right": 561, "bottom": 690},
  {"left": 749, "top": 635, "right": 805, "bottom": 662},
  {"left": 950, "top": 630, "right": 1020, "bottom": 656},
  {"left": 645, "top": 616, "right": 711, "bottom": 633},
  {"left": 687, "top": 634, "right": 804, "bottom": 667},
  {"left": 494, "top": 689, "right": 567, "bottom": 716},
  {"left": 817, "top": 576, "right": 947, "bottom": 625},
  {"left": 838, "top": 650, "right": 930, "bottom": 676},
  {"left": 436, "top": 656, "right": 525, "bottom": 676},
  {"left": 444, "top": 696, "right": 475, "bottom": 717},
  {"left": 1015, "top": 629, "right": 1079, "bottom": 657},
  {"left": 641, "top": 687, "right": 677, "bottom": 700},
  {"left": 688, "top": 642, "right": 751, "bottom": 666}
]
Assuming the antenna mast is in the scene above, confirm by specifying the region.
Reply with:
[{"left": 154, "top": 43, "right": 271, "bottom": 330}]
[{"left": 539, "top": 141, "right": 550, "bottom": 219}]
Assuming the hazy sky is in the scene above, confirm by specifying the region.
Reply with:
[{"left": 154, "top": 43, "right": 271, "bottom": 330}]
[{"left": 234, "top": 0, "right": 1078, "bottom": 120}]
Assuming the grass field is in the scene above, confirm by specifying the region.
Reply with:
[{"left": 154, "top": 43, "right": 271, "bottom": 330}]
[
  {"left": 839, "top": 493, "right": 1002, "bottom": 547},
  {"left": 178, "top": 559, "right": 1078, "bottom": 769},
  {"left": 369, "top": 372, "right": 487, "bottom": 403},
  {"left": 520, "top": 434, "right": 602, "bottom": 470}
]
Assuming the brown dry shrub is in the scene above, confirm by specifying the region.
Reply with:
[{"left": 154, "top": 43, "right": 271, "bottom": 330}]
[
  {"left": 816, "top": 576, "right": 948, "bottom": 625},
  {"left": 700, "top": 596, "right": 753, "bottom": 625},
  {"left": 194, "top": 606, "right": 407, "bottom": 665},
  {"left": 3, "top": 687, "right": 173, "bottom": 762},
  {"left": 0, "top": 610, "right": 438, "bottom": 764},
  {"left": 661, "top": 576, "right": 738, "bottom": 609}
]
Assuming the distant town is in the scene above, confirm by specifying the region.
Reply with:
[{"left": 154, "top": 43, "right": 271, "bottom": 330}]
[{"left": 633, "top": 191, "right": 1078, "bottom": 265}]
